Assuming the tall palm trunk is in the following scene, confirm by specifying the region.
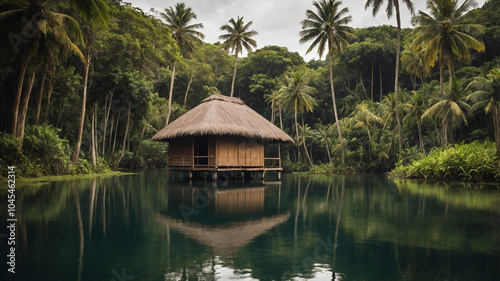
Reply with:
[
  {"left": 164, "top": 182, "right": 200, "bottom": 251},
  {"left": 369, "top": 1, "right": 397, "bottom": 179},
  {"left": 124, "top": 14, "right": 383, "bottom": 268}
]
[
  {"left": 329, "top": 54, "right": 345, "bottom": 165},
  {"left": 302, "top": 114, "right": 313, "bottom": 165},
  {"left": 294, "top": 107, "right": 300, "bottom": 161},
  {"left": 493, "top": 106, "right": 500, "bottom": 156},
  {"left": 12, "top": 56, "right": 29, "bottom": 137},
  {"left": 394, "top": 1, "right": 403, "bottom": 155},
  {"left": 417, "top": 121, "right": 425, "bottom": 155},
  {"left": 230, "top": 52, "right": 239, "bottom": 97},
  {"left": 116, "top": 103, "right": 131, "bottom": 168},
  {"left": 16, "top": 67, "right": 36, "bottom": 139},
  {"left": 183, "top": 74, "right": 193, "bottom": 108},
  {"left": 166, "top": 61, "right": 177, "bottom": 125},
  {"left": 35, "top": 66, "right": 47, "bottom": 125},
  {"left": 73, "top": 51, "right": 91, "bottom": 164}
]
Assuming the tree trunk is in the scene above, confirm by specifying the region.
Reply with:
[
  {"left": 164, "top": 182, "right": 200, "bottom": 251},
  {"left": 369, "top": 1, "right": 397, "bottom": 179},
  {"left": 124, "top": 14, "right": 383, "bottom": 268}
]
[
  {"left": 102, "top": 92, "right": 113, "bottom": 156},
  {"left": 371, "top": 60, "right": 374, "bottom": 101},
  {"left": 417, "top": 121, "right": 425, "bottom": 155},
  {"left": 329, "top": 54, "right": 345, "bottom": 165},
  {"left": 116, "top": 103, "right": 131, "bottom": 168},
  {"left": 279, "top": 109, "right": 283, "bottom": 130},
  {"left": 91, "top": 103, "right": 96, "bottom": 166},
  {"left": 166, "top": 61, "right": 177, "bottom": 125},
  {"left": 301, "top": 114, "right": 313, "bottom": 165},
  {"left": 360, "top": 72, "right": 368, "bottom": 99},
  {"left": 442, "top": 121, "right": 448, "bottom": 147},
  {"left": 230, "top": 52, "right": 239, "bottom": 97},
  {"left": 12, "top": 56, "right": 29, "bottom": 137},
  {"left": 35, "top": 65, "right": 47, "bottom": 125},
  {"left": 294, "top": 107, "right": 300, "bottom": 161},
  {"left": 16, "top": 67, "right": 36, "bottom": 140},
  {"left": 183, "top": 74, "right": 193, "bottom": 108},
  {"left": 112, "top": 111, "right": 121, "bottom": 155},
  {"left": 43, "top": 60, "right": 56, "bottom": 124},
  {"left": 379, "top": 63, "right": 383, "bottom": 102},
  {"left": 325, "top": 140, "right": 331, "bottom": 163},
  {"left": 73, "top": 51, "right": 91, "bottom": 164},
  {"left": 394, "top": 1, "right": 403, "bottom": 155},
  {"left": 493, "top": 106, "right": 500, "bottom": 156}
]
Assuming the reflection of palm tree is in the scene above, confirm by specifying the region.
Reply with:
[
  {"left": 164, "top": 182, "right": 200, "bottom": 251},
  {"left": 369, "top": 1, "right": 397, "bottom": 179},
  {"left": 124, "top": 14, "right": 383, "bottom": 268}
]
[
  {"left": 219, "top": 16, "right": 257, "bottom": 98},
  {"left": 72, "top": 183, "right": 84, "bottom": 281},
  {"left": 300, "top": 0, "right": 355, "bottom": 164},
  {"left": 422, "top": 77, "right": 471, "bottom": 146}
]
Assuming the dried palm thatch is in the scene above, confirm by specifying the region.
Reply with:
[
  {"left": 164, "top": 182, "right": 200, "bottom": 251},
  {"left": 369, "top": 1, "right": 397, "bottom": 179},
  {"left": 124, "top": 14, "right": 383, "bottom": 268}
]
[{"left": 152, "top": 94, "right": 293, "bottom": 143}]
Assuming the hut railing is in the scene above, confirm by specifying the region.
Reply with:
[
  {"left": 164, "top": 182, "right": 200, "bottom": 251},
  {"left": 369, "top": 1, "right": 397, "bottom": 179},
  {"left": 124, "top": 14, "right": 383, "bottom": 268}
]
[
  {"left": 169, "top": 156, "right": 216, "bottom": 168},
  {"left": 264, "top": 157, "right": 281, "bottom": 168}
]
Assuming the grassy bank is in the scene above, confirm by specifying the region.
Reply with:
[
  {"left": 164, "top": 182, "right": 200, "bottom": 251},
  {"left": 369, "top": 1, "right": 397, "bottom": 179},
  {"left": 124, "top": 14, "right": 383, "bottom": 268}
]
[
  {"left": 390, "top": 141, "right": 500, "bottom": 183},
  {"left": 0, "top": 171, "right": 136, "bottom": 188}
]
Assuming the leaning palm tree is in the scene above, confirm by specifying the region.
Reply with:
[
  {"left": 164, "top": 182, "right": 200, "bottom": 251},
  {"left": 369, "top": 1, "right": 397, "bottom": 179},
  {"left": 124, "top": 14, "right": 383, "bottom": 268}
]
[
  {"left": 365, "top": 0, "right": 414, "bottom": 156},
  {"left": 412, "top": 0, "right": 485, "bottom": 95},
  {"left": 300, "top": 0, "right": 355, "bottom": 165},
  {"left": 467, "top": 68, "right": 500, "bottom": 155},
  {"left": 277, "top": 70, "right": 317, "bottom": 163},
  {"left": 219, "top": 16, "right": 257, "bottom": 97},
  {"left": 161, "top": 2, "right": 205, "bottom": 125},
  {"left": 422, "top": 76, "right": 472, "bottom": 146}
]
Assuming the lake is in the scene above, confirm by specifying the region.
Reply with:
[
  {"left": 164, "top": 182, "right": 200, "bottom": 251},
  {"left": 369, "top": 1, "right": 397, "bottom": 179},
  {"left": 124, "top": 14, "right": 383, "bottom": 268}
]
[{"left": 1, "top": 171, "right": 499, "bottom": 280}]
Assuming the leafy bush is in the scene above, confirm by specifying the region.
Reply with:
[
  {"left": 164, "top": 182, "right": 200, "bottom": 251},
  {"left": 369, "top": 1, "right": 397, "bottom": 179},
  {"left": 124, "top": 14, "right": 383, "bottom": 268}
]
[
  {"left": 0, "top": 132, "right": 26, "bottom": 176},
  {"left": 391, "top": 141, "right": 500, "bottom": 183},
  {"left": 23, "top": 125, "right": 72, "bottom": 175},
  {"left": 119, "top": 140, "right": 168, "bottom": 170}
]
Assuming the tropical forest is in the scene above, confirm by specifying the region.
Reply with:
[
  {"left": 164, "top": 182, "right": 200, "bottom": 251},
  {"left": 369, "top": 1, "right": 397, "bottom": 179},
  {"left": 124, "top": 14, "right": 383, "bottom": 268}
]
[{"left": 1, "top": 0, "right": 499, "bottom": 184}]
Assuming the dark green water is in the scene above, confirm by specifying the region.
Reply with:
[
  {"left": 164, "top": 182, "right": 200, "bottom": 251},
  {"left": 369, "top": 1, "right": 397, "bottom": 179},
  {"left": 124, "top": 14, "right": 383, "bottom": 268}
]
[{"left": 1, "top": 171, "right": 499, "bottom": 281}]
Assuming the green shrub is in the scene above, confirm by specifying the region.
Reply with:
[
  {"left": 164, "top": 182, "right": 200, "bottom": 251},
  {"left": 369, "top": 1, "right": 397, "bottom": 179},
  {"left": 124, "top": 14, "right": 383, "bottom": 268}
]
[
  {"left": 22, "top": 125, "right": 72, "bottom": 175},
  {"left": 0, "top": 132, "right": 26, "bottom": 176},
  {"left": 309, "top": 163, "right": 357, "bottom": 175},
  {"left": 391, "top": 141, "right": 500, "bottom": 183}
]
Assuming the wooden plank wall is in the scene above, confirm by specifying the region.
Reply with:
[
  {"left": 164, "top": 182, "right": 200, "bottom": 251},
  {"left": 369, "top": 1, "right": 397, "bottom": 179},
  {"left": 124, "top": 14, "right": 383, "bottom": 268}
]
[
  {"left": 169, "top": 137, "right": 194, "bottom": 166},
  {"left": 217, "top": 136, "right": 264, "bottom": 167}
]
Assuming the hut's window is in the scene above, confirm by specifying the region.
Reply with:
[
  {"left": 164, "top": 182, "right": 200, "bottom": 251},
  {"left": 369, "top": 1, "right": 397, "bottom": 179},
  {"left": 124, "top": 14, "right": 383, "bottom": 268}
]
[{"left": 195, "top": 136, "right": 209, "bottom": 165}]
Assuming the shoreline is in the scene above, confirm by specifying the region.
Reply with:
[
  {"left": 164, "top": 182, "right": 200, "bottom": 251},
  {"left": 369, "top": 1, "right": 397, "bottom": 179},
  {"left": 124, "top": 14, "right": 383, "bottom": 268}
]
[{"left": 0, "top": 171, "right": 136, "bottom": 188}]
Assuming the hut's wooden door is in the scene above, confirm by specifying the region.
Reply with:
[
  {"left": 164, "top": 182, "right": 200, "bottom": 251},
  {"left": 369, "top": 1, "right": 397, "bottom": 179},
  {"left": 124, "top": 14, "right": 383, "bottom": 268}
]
[{"left": 195, "top": 136, "right": 209, "bottom": 166}]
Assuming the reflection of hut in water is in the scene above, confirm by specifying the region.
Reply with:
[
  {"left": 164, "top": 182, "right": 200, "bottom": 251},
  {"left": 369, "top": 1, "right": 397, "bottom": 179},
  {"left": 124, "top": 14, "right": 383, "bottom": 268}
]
[
  {"left": 157, "top": 213, "right": 290, "bottom": 255},
  {"left": 159, "top": 184, "right": 288, "bottom": 254},
  {"left": 168, "top": 184, "right": 282, "bottom": 218},
  {"left": 151, "top": 94, "right": 293, "bottom": 180}
]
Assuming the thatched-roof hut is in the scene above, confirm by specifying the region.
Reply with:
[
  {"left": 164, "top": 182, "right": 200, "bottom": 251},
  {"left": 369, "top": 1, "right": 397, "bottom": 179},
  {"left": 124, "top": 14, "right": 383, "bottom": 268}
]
[{"left": 152, "top": 94, "right": 292, "bottom": 179}]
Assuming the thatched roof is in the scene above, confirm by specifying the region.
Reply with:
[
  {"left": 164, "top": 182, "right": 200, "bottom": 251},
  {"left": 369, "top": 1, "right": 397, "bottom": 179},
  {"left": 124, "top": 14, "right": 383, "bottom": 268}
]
[{"left": 152, "top": 94, "right": 293, "bottom": 143}]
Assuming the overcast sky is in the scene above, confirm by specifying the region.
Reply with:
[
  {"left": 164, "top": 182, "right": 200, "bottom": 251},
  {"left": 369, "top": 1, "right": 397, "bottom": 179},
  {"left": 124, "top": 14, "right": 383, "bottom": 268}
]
[{"left": 126, "top": 0, "right": 486, "bottom": 61}]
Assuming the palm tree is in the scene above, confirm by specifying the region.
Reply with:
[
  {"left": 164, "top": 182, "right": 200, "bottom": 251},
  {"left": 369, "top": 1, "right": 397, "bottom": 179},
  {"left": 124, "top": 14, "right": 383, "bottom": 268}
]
[
  {"left": 467, "top": 68, "right": 500, "bottom": 155},
  {"left": 277, "top": 70, "right": 317, "bottom": 163},
  {"left": 422, "top": 76, "right": 472, "bottom": 146},
  {"left": 352, "top": 101, "right": 382, "bottom": 144},
  {"left": 365, "top": 0, "right": 415, "bottom": 156},
  {"left": 403, "top": 91, "right": 428, "bottom": 155},
  {"left": 0, "top": 0, "right": 90, "bottom": 139},
  {"left": 315, "top": 124, "right": 335, "bottom": 163},
  {"left": 219, "top": 16, "right": 257, "bottom": 97},
  {"left": 300, "top": 0, "right": 355, "bottom": 165},
  {"left": 161, "top": 2, "right": 205, "bottom": 125},
  {"left": 412, "top": 0, "right": 485, "bottom": 95}
]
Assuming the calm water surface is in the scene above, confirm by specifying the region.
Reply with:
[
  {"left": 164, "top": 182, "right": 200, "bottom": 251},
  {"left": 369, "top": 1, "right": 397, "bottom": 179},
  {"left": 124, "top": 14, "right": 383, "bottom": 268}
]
[{"left": 1, "top": 171, "right": 499, "bottom": 280}]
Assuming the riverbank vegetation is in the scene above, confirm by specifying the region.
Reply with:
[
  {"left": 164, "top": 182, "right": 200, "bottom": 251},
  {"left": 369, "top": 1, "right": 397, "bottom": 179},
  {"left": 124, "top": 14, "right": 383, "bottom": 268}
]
[{"left": 1, "top": 0, "right": 499, "bottom": 183}]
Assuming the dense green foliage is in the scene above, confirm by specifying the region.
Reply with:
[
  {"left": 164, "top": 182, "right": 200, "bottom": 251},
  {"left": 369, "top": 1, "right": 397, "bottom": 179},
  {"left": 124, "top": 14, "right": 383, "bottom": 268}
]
[
  {"left": 1, "top": 0, "right": 499, "bottom": 182},
  {"left": 391, "top": 141, "right": 500, "bottom": 182}
]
